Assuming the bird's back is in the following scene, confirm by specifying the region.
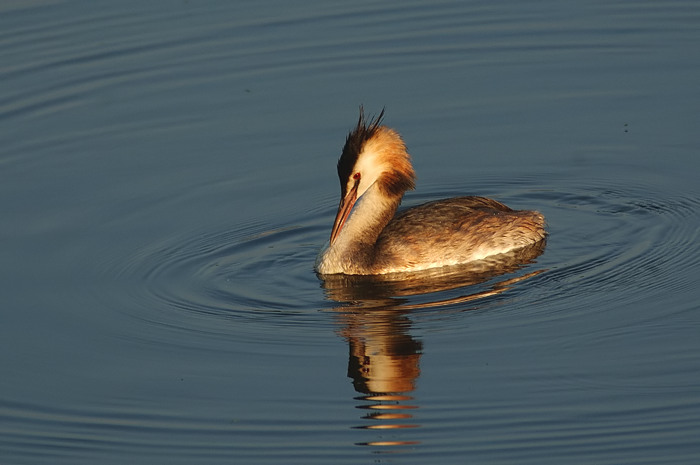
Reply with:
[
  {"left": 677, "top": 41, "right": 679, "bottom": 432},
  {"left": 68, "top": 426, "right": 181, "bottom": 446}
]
[{"left": 372, "top": 196, "right": 546, "bottom": 273}]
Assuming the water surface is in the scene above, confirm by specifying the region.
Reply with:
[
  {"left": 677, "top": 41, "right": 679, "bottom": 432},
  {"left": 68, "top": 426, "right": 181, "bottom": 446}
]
[{"left": 2, "top": 1, "right": 700, "bottom": 464}]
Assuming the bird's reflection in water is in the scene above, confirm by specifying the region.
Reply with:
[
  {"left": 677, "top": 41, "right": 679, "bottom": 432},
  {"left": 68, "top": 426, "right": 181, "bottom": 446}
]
[
  {"left": 320, "top": 241, "right": 546, "bottom": 450},
  {"left": 339, "top": 308, "right": 422, "bottom": 448}
]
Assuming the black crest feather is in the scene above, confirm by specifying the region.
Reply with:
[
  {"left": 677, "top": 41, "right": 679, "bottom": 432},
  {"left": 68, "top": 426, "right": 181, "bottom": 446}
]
[{"left": 337, "top": 106, "right": 386, "bottom": 185}]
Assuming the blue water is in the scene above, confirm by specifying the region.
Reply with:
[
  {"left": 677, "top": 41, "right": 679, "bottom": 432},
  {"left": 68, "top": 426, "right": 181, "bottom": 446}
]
[{"left": 2, "top": 1, "right": 700, "bottom": 464}]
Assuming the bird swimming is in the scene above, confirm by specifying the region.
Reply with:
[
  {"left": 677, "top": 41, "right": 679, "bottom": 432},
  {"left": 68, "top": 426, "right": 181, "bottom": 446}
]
[{"left": 314, "top": 108, "right": 546, "bottom": 275}]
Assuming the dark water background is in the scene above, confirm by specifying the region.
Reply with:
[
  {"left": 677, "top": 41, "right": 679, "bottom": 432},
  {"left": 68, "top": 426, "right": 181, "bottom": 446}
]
[{"left": 2, "top": 1, "right": 699, "bottom": 464}]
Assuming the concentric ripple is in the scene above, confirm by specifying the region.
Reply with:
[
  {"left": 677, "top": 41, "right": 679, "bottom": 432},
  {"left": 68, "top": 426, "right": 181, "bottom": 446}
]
[
  {"left": 530, "top": 179, "right": 700, "bottom": 310},
  {"left": 102, "top": 216, "right": 330, "bottom": 348},
  {"left": 101, "top": 174, "right": 700, "bottom": 354}
]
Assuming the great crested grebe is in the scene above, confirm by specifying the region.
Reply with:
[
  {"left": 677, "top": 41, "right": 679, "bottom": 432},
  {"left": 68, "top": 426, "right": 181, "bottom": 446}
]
[{"left": 314, "top": 108, "right": 546, "bottom": 275}]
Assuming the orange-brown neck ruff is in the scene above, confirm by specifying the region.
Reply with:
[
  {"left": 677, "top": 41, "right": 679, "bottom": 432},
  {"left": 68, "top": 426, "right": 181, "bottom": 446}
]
[{"left": 361, "top": 127, "right": 415, "bottom": 197}]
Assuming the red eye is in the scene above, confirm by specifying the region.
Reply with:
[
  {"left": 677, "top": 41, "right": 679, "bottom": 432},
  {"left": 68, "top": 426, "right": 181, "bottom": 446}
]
[{"left": 353, "top": 172, "right": 361, "bottom": 180}]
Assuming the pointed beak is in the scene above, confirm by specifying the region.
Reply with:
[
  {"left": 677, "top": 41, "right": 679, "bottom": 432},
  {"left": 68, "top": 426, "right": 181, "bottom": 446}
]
[{"left": 329, "top": 180, "right": 359, "bottom": 244}]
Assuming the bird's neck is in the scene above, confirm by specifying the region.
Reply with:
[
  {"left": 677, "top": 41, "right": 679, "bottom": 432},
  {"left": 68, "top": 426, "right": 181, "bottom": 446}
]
[{"left": 325, "top": 183, "right": 402, "bottom": 273}]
